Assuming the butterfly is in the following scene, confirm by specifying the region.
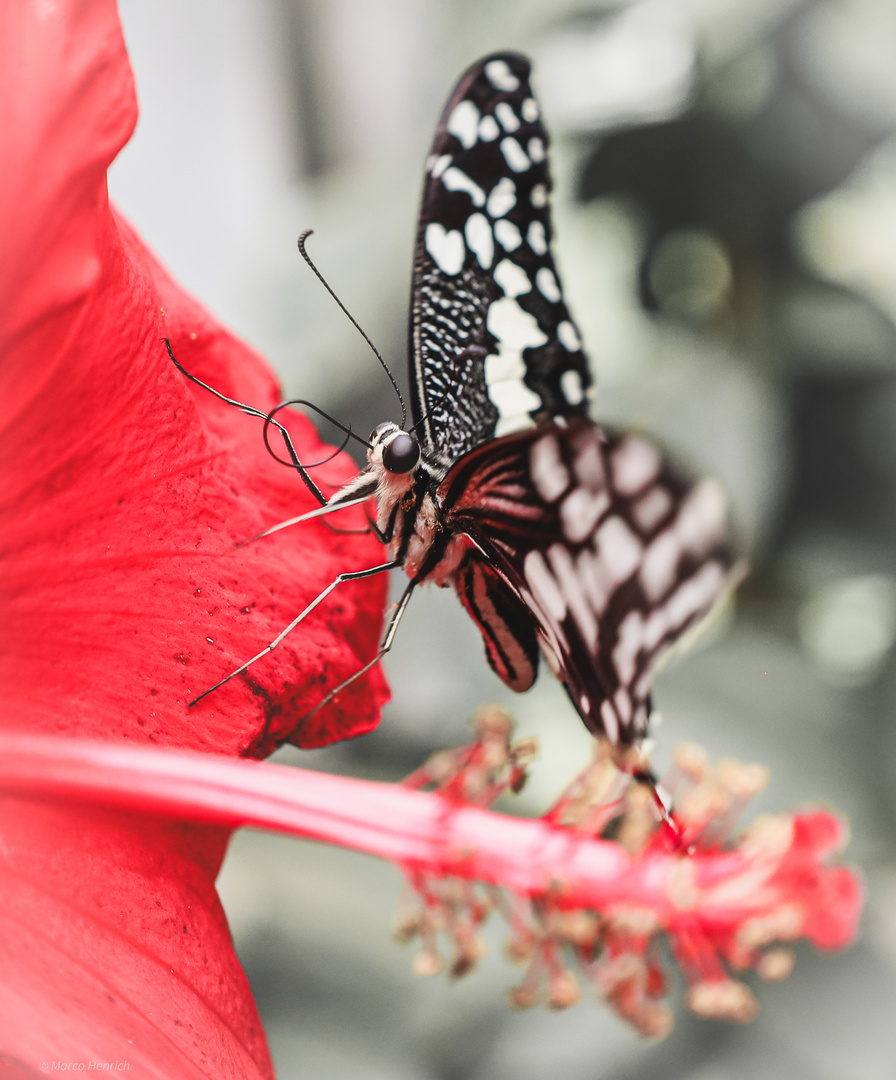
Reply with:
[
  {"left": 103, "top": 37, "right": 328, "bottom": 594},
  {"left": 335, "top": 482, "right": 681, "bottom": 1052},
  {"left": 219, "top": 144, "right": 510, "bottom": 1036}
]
[{"left": 175, "top": 52, "right": 734, "bottom": 750}]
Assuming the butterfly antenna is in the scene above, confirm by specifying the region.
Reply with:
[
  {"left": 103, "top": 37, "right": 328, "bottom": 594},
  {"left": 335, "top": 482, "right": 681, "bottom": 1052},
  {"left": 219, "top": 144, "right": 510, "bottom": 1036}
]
[{"left": 297, "top": 229, "right": 407, "bottom": 427}]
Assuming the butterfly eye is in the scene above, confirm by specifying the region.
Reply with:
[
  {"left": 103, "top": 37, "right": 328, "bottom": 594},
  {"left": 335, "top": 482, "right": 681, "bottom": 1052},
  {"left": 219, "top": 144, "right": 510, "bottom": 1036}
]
[{"left": 382, "top": 433, "right": 420, "bottom": 474}]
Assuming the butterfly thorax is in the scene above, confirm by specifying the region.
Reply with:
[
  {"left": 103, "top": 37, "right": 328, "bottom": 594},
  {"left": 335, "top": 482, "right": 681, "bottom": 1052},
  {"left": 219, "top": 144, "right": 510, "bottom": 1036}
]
[{"left": 364, "top": 421, "right": 471, "bottom": 587}]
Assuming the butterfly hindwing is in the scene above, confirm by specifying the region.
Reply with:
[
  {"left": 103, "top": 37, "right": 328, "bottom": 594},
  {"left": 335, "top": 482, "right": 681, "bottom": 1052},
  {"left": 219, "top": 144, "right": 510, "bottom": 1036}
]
[
  {"left": 439, "top": 421, "right": 731, "bottom": 745},
  {"left": 409, "top": 53, "right": 591, "bottom": 466}
]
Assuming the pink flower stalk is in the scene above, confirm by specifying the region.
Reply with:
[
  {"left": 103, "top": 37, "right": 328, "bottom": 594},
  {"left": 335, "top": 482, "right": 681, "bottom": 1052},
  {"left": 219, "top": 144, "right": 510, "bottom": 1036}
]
[{"left": 0, "top": 719, "right": 862, "bottom": 1042}]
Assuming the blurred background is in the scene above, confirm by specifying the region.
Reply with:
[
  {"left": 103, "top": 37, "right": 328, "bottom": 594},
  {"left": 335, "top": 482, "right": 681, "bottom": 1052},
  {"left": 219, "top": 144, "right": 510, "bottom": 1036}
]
[{"left": 110, "top": 1, "right": 896, "bottom": 1076}]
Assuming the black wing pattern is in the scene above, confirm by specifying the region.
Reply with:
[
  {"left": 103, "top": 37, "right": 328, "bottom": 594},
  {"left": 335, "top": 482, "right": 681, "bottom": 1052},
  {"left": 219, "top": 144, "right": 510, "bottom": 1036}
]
[
  {"left": 440, "top": 421, "right": 732, "bottom": 745},
  {"left": 404, "top": 54, "right": 735, "bottom": 748},
  {"left": 409, "top": 54, "right": 591, "bottom": 466}
]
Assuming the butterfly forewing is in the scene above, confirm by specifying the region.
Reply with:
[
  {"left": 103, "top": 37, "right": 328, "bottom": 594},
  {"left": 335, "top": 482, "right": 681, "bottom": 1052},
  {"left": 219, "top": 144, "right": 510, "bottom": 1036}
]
[
  {"left": 409, "top": 54, "right": 591, "bottom": 465},
  {"left": 438, "top": 421, "right": 731, "bottom": 745}
]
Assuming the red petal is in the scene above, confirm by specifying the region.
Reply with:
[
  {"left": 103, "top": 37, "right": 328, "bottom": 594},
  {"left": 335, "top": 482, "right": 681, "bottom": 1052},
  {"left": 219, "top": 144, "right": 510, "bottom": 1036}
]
[
  {"left": 0, "top": 1, "right": 389, "bottom": 1072},
  {"left": 0, "top": 3, "right": 389, "bottom": 756},
  {"left": 1, "top": 801, "right": 273, "bottom": 1079}
]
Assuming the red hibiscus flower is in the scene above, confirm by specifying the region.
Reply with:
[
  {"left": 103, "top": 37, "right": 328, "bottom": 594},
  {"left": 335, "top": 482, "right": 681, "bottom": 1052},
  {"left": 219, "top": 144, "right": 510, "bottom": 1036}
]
[
  {"left": 1, "top": 0, "right": 386, "bottom": 1073},
  {"left": 0, "top": 2, "right": 862, "bottom": 1075}
]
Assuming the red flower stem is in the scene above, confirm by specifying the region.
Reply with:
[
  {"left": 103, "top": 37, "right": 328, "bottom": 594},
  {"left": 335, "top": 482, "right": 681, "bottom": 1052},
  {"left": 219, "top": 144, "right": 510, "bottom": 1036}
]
[{"left": 0, "top": 735, "right": 828, "bottom": 937}]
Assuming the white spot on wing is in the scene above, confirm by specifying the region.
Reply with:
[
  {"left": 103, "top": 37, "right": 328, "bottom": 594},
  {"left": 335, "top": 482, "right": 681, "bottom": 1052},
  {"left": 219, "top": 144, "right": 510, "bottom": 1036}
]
[
  {"left": 485, "top": 297, "right": 546, "bottom": 434},
  {"left": 487, "top": 177, "right": 516, "bottom": 217},
  {"left": 478, "top": 115, "right": 500, "bottom": 141},
  {"left": 600, "top": 699, "right": 620, "bottom": 743},
  {"left": 576, "top": 548, "right": 611, "bottom": 616},
  {"left": 573, "top": 436, "right": 605, "bottom": 489},
  {"left": 536, "top": 267, "right": 561, "bottom": 302},
  {"left": 531, "top": 184, "right": 547, "bottom": 207},
  {"left": 529, "top": 434, "right": 569, "bottom": 503},
  {"left": 677, "top": 480, "right": 726, "bottom": 554},
  {"left": 560, "top": 486, "right": 610, "bottom": 544},
  {"left": 633, "top": 486, "right": 673, "bottom": 532},
  {"left": 548, "top": 543, "right": 598, "bottom": 648},
  {"left": 501, "top": 137, "right": 530, "bottom": 172},
  {"left": 425, "top": 223, "right": 465, "bottom": 275},
  {"left": 613, "top": 687, "right": 633, "bottom": 724},
  {"left": 613, "top": 610, "right": 644, "bottom": 687},
  {"left": 527, "top": 220, "right": 547, "bottom": 255},
  {"left": 557, "top": 320, "right": 581, "bottom": 350},
  {"left": 447, "top": 100, "right": 480, "bottom": 149},
  {"left": 495, "top": 101, "right": 520, "bottom": 132},
  {"left": 431, "top": 154, "right": 451, "bottom": 178},
  {"left": 612, "top": 436, "right": 661, "bottom": 495},
  {"left": 560, "top": 370, "right": 585, "bottom": 406},
  {"left": 640, "top": 531, "right": 679, "bottom": 601},
  {"left": 465, "top": 213, "right": 494, "bottom": 270},
  {"left": 528, "top": 137, "right": 545, "bottom": 162},
  {"left": 442, "top": 166, "right": 486, "bottom": 206},
  {"left": 521, "top": 97, "right": 539, "bottom": 122},
  {"left": 485, "top": 59, "right": 520, "bottom": 91},
  {"left": 524, "top": 550, "right": 566, "bottom": 622},
  {"left": 494, "top": 219, "right": 522, "bottom": 251},
  {"left": 493, "top": 258, "right": 531, "bottom": 298},
  {"left": 595, "top": 515, "right": 643, "bottom": 585}
]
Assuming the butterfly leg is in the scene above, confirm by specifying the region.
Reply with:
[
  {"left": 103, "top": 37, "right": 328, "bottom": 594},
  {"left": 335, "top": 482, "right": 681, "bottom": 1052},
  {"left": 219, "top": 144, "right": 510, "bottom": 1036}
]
[
  {"left": 294, "top": 577, "right": 417, "bottom": 730},
  {"left": 187, "top": 559, "right": 401, "bottom": 706}
]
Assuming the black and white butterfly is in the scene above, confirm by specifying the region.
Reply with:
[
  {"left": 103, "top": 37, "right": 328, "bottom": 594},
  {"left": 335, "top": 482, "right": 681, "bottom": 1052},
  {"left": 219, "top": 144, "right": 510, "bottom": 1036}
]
[{"left": 176, "top": 53, "right": 734, "bottom": 750}]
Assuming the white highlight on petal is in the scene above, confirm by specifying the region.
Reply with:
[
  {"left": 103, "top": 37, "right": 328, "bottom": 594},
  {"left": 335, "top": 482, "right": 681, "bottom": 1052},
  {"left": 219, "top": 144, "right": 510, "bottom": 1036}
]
[
  {"left": 478, "top": 115, "right": 500, "bottom": 141},
  {"left": 529, "top": 434, "right": 569, "bottom": 503},
  {"left": 521, "top": 97, "right": 539, "bottom": 122},
  {"left": 465, "top": 212, "right": 494, "bottom": 270},
  {"left": 494, "top": 218, "right": 522, "bottom": 251},
  {"left": 447, "top": 100, "right": 481, "bottom": 149},
  {"left": 527, "top": 220, "right": 547, "bottom": 255},
  {"left": 633, "top": 485, "right": 673, "bottom": 532},
  {"left": 442, "top": 166, "right": 486, "bottom": 207},
  {"left": 612, "top": 436, "right": 661, "bottom": 495},
  {"left": 595, "top": 515, "right": 643, "bottom": 585},
  {"left": 558, "top": 319, "right": 581, "bottom": 350},
  {"left": 431, "top": 154, "right": 451, "bottom": 178},
  {"left": 560, "top": 369, "right": 585, "bottom": 406},
  {"left": 496, "top": 101, "right": 520, "bottom": 132},
  {"left": 493, "top": 258, "right": 531, "bottom": 298},
  {"left": 487, "top": 177, "right": 517, "bottom": 217},
  {"left": 528, "top": 137, "right": 545, "bottom": 162},
  {"left": 485, "top": 58, "right": 519, "bottom": 91},
  {"left": 425, "top": 222, "right": 464, "bottom": 276},
  {"left": 548, "top": 543, "right": 598, "bottom": 648},
  {"left": 531, "top": 184, "right": 547, "bottom": 207},
  {"left": 560, "top": 486, "right": 610, "bottom": 544},
  {"left": 536, "top": 266, "right": 561, "bottom": 302},
  {"left": 485, "top": 297, "right": 546, "bottom": 435},
  {"left": 500, "top": 137, "right": 530, "bottom": 172}
]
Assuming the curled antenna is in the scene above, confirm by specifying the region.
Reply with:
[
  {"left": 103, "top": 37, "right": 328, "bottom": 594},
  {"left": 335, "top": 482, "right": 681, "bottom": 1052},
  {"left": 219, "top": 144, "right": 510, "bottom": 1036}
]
[
  {"left": 262, "top": 398, "right": 369, "bottom": 469},
  {"left": 164, "top": 338, "right": 330, "bottom": 506},
  {"left": 297, "top": 229, "right": 407, "bottom": 427}
]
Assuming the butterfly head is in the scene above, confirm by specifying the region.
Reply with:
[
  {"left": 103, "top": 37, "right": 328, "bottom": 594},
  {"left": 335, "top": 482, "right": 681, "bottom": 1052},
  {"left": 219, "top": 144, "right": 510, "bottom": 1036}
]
[{"left": 368, "top": 422, "right": 421, "bottom": 476}]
